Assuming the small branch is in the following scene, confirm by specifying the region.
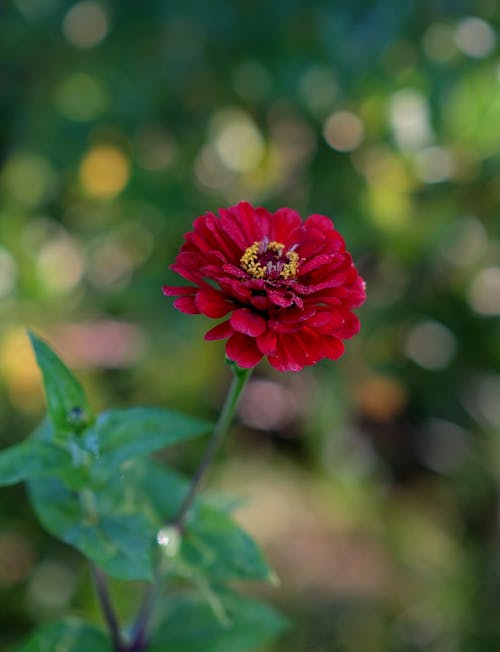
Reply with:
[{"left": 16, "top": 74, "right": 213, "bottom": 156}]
[
  {"left": 91, "top": 565, "right": 126, "bottom": 652},
  {"left": 128, "top": 575, "right": 161, "bottom": 651}
]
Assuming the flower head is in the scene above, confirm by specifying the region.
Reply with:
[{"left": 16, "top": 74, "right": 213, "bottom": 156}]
[{"left": 162, "top": 202, "right": 366, "bottom": 372}]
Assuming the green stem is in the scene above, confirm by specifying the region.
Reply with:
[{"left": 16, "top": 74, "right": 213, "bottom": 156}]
[
  {"left": 129, "top": 362, "right": 252, "bottom": 650},
  {"left": 175, "top": 363, "right": 252, "bottom": 529}
]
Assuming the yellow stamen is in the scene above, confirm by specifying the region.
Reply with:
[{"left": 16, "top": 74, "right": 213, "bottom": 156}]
[{"left": 240, "top": 240, "right": 299, "bottom": 280}]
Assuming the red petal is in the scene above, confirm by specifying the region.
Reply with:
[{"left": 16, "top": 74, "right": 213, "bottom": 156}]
[
  {"left": 294, "top": 329, "right": 326, "bottom": 365},
  {"left": 267, "top": 354, "right": 289, "bottom": 373},
  {"left": 257, "top": 330, "right": 277, "bottom": 355},
  {"left": 268, "top": 337, "right": 302, "bottom": 372},
  {"left": 222, "top": 263, "right": 247, "bottom": 278},
  {"left": 173, "top": 296, "right": 200, "bottom": 314},
  {"left": 268, "top": 319, "right": 299, "bottom": 334},
  {"left": 305, "top": 214, "right": 336, "bottom": 231},
  {"left": 308, "top": 310, "right": 345, "bottom": 333},
  {"left": 294, "top": 273, "right": 350, "bottom": 295},
  {"left": 230, "top": 309, "right": 267, "bottom": 337},
  {"left": 269, "top": 328, "right": 341, "bottom": 371},
  {"left": 218, "top": 210, "right": 249, "bottom": 250},
  {"left": 171, "top": 253, "right": 204, "bottom": 282},
  {"left": 294, "top": 226, "right": 326, "bottom": 258},
  {"left": 323, "top": 337, "right": 345, "bottom": 360},
  {"left": 283, "top": 332, "right": 319, "bottom": 369},
  {"left": 307, "top": 293, "right": 342, "bottom": 306},
  {"left": 299, "top": 254, "right": 335, "bottom": 276},
  {"left": 195, "top": 287, "right": 233, "bottom": 318},
  {"left": 250, "top": 295, "right": 271, "bottom": 310},
  {"left": 346, "top": 276, "right": 367, "bottom": 308},
  {"left": 236, "top": 201, "right": 269, "bottom": 242},
  {"left": 226, "top": 333, "right": 263, "bottom": 368},
  {"left": 271, "top": 207, "right": 302, "bottom": 242},
  {"left": 267, "top": 289, "right": 295, "bottom": 308},
  {"left": 202, "top": 213, "right": 242, "bottom": 260},
  {"left": 219, "top": 278, "right": 252, "bottom": 302},
  {"left": 334, "top": 312, "right": 360, "bottom": 339},
  {"left": 204, "top": 320, "right": 234, "bottom": 341},
  {"left": 162, "top": 285, "right": 197, "bottom": 297}
]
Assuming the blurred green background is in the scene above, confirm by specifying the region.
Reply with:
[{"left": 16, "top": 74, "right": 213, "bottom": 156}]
[{"left": 1, "top": 0, "right": 500, "bottom": 650}]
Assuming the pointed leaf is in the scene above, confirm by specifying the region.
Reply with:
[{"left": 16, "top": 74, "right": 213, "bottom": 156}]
[
  {"left": 182, "top": 504, "right": 272, "bottom": 582},
  {"left": 27, "top": 475, "right": 155, "bottom": 580},
  {"left": 86, "top": 407, "right": 211, "bottom": 470},
  {"left": 149, "top": 592, "right": 288, "bottom": 652},
  {"left": 131, "top": 460, "right": 273, "bottom": 582},
  {"left": 16, "top": 620, "right": 111, "bottom": 652},
  {"left": 28, "top": 332, "right": 93, "bottom": 434},
  {"left": 0, "top": 439, "right": 72, "bottom": 487}
]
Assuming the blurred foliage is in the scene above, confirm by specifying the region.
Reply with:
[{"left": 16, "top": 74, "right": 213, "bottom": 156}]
[{"left": 1, "top": 0, "right": 500, "bottom": 650}]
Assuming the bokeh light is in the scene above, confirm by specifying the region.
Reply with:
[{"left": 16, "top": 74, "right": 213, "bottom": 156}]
[
  {"left": 1, "top": 154, "right": 57, "bottom": 208},
  {"left": 454, "top": 17, "right": 496, "bottom": 59},
  {"left": 439, "top": 216, "right": 488, "bottom": 267},
  {"left": 355, "top": 375, "right": 408, "bottom": 423},
  {"left": 422, "top": 23, "right": 458, "bottom": 63},
  {"left": 54, "top": 73, "right": 108, "bottom": 122},
  {"left": 36, "top": 233, "right": 85, "bottom": 294},
  {"left": 212, "top": 109, "right": 265, "bottom": 173},
  {"left": 0, "top": 329, "right": 43, "bottom": 412},
  {"left": 27, "top": 561, "right": 77, "bottom": 613},
  {"left": 404, "top": 321, "right": 457, "bottom": 370},
  {"left": 389, "top": 89, "right": 433, "bottom": 151},
  {"left": 0, "top": 533, "right": 34, "bottom": 587},
  {"left": 323, "top": 111, "right": 364, "bottom": 152},
  {"left": 413, "top": 146, "right": 454, "bottom": 183},
  {"left": 239, "top": 379, "right": 299, "bottom": 431},
  {"left": 79, "top": 145, "right": 131, "bottom": 199},
  {"left": 299, "top": 66, "right": 338, "bottom": 117},
  {"left": 415, "top": 419, "right": 469, "bottom": 474},
  {"left": 468, "top": 267, "right": 500, "bottom": 315},
  {"left": 62, "top": 1, "right": 109, "bottom": 49}
]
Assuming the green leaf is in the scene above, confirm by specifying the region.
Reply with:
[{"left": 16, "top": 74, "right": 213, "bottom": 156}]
[
  {"left": 132, "top": 460, "right": 273, "bottom": 583},
  {"left": 181, "top": 504, "right": 272, "bottom": 582},
  {"left": 149, "top": 592, "right": 288, "bottom": 652},
  {"left": 130, "top": 459, "right": 188, "bottom": 516},
  {"left": 27, "top": 475, "right": 155, "bottom": 580},
  {"left": 28, "top": 332, "right": 93, "bottom": 434},
  {"left": 86, "top": 407, "right": 211, "bottom": 470},
  {"left": 0, "top": 439, "right": 72, "bottom": 487},
  {"left": 16, "top": 620, "right": 111, "bottom": 652}
]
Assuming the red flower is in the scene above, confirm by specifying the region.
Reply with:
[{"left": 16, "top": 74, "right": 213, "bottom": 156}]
[{"left": 162, "top": 202, "right": 366, "bottom": 372}]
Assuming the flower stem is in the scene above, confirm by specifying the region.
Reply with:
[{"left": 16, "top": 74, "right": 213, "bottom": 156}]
[
  {"left": 175, "top": 363, "right": 252, "bottom": 529},
  {"left": 91, "top": 565, "right": 126, "bottom": 651},
  {"left": 129, "top": 362, "right": 252, "bottom": 650}
]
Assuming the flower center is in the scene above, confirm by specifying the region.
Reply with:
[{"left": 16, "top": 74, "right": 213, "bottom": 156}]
[{"left": 240, "top": 238, "right": 299, "bottom": 280}]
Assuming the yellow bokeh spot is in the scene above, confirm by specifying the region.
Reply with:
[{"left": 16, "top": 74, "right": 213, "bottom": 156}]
[
  {"left": 368, "top": 186, "right": 412, "bottom": 230},
  {"left": 0, "top": 329, "right": 42, "bottom": 412},
  {"left": 243, "top": 144, "right": 281, "bottom": 191},
  {"left": 358, "top": 148, "right": 414, "bottom": 231},
  {"left": 79, "top": 145, "right": 130, "bottom": 199}
]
